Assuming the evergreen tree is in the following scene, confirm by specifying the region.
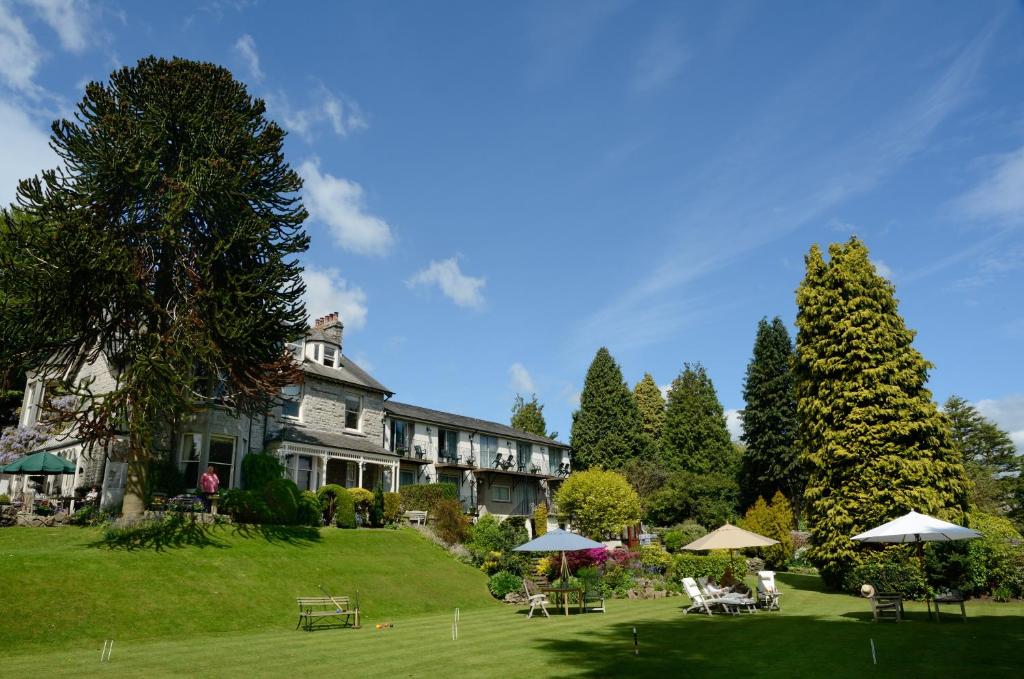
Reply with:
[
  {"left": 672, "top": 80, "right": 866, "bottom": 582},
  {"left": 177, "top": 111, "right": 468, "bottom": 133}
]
[
  {"left": 633, "top": 373, "right": 666, "bottom": 443},
  {"left": 570, "top": 348, "right": 643, "bottom": 470},
  {"left": 794, "top": 238, "right": 969, "bottom": 587},
  {"left": 510, "top": 393, "right": 550, "bottom": 438},
  {"left": 0, "top": 58, "right": 309, "bottom": 515},
  {"left": 660, "top": 363, "right": 734, "bottom": 474},
  {"left": 943, "top": 395, "right": 1020, "bottom": 516},
  {"left": 738, "top": 317, "right": 802, "bottom": 512}
]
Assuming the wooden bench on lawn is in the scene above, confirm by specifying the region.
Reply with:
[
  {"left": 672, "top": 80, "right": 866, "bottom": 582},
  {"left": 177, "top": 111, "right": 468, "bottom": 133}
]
[
  {"left": 296, "top": 596, "right": 360, "bottom": 631},
  {"left": 404, "top": 510, "right": 427, "bottom": 525}
]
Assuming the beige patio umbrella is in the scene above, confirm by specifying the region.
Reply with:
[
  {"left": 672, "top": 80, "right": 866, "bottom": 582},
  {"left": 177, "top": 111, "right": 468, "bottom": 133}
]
[{"left": 682, "top": 523, "right": 778, "bottom": 583}]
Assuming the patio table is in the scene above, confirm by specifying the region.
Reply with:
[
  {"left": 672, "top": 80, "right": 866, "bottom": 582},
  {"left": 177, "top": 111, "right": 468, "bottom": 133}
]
[{"left": 541, "top": 587, "right": 584, "bottom": 616}]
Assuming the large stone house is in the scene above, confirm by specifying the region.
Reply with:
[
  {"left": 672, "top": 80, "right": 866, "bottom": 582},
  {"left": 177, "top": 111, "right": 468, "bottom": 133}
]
[{"left": 3, "top": 313, "right": 570, "bottom": 521}]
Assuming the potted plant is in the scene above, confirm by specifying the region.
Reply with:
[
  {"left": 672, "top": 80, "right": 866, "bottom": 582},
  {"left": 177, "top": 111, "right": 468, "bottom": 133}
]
[{"left": 529, "top": 464, "right": 541, "bottom": 474}]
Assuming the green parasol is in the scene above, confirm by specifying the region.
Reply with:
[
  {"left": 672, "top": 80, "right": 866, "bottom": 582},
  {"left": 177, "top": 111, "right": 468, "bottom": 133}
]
[{"left": 1, "top": 451, "right": 77, "bottom": 475}]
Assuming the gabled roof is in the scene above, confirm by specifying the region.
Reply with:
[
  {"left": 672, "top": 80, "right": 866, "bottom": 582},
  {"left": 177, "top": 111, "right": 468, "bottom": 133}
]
[
  {"left": 269, "top": 424, "right": 397, "bottom": 458},
  {"left": 300, "top": 354, "right": 393, "bottom": 395},
  {"left": 384, "top": 401, "right": 568, "bottom": 449}
]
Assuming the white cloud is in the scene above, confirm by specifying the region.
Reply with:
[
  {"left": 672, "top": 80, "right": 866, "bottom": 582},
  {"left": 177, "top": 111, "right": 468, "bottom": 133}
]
[
  {"left": 958, "top": 145, "right": 1024, "bottom": 224},
  {"left": 24, "top": 0, "right": 92, "bottom": 52},
  {"left": 298, "top": 158, "right": 394, "bottom": 256},
  {"left": 407, "top": 257, "right": 486, "bottom": 310},
  {"left": 301, "top": 265, "right": 368, "bottom": 331},
  {"left": 974, "top": 395, "right": 1024, "bottom": 451},
  {"left": 633, "top": 23, "right": 689, "bottom": 93},
  {"left": 233, "top": 33, "right": 263, "bottom": 83},
  {"left": 0, "top": 2, "right": 43, "bottom": 94},
  {"left": 873, "top": 259, "right": 894, "bottom": 279},
  {"left": 509, "top": 363, "right": 535, "bottom": 394},
  {"left": 725, "top": 408, "right": 744, "bottom": 442},
  {"left": 269, "top": 86, "right": 366, "bottom": 143},
  {"left": 659, "top": 383, "right": 671, "bottom": 400},
  {"left": 0, "top": 100, "right": 58, "bottom": 207}
]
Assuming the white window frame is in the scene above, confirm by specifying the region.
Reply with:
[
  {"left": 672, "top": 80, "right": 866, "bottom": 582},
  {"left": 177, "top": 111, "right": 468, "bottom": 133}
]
[
  {"left": 207, "top": 435, "right": 236, "bottom": 488},
  {"left": 344, "top": 394, "right": 362, "bottom": 432},
  {"left": 280, "top": 384, "right": 301, "bottom": 420},
  {"left": 179, "top": 432, "right": 203, "bottom": 488},
  {"left": 323, "top": 345, "right": 337, "bottom": 367},
  {"left": 491, "top": 484, "right": 511, "bottom": 503}
]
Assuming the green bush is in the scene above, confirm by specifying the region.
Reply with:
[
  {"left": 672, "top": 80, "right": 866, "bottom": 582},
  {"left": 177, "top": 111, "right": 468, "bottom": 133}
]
[
  {"left": 640, "top": 544, "right": 673, "bottom": 573},
  {"left": 533, "top": 503, "right": 548, "bottom": 536},
  {"left": 370, "top": 486, "right": 385, "bottom": 527},
  {"left": 0, "top": 494, "right": 10, "bottom": 504},
  {"left": 335, "top": 487, "right": 356, "bottom": 529},
  {"left": 670, "top": 553, "right": 746, "bottom": 583},
  {"left": 662, "top": 522, "right": 707, "bottom": 552},
  {"left": 602, "top": 565, "right": 636, "bottom": 598},
  {"left": 315, "top": 484, "right": 347, "bottom": 525},
  {"left": 241, "top": 452, "right": 284, "bottom": 491},
  {"left": 740, "top": 492, "right": 795, "bottom": 568},
  {"left": 398, "top": 483, "right": 458, "bottom": 513},
  {"left": 349, "top": 487, "right": 374, "bottom": 522},
  {"left": 146, "top": 456, "right": 185, "bottom": 501},
  {"left": 296, "top": 491, "right": 322, "bottom": 527},
  {"left": 554, "top": 469, "right": 641, "bottom": 538},
  {"left": 844, "top": 549, "right": 928, "bottom": 599},
  {"left": 928, "top": 512, "right": 1024, "bottom": 597},
  {"left": 262, "top": 478, "right": 301, "bottom": 525},
  {"left": 219, "top": 489, "right": 271, "bottom": 524},
  {"left": 383, "top": 492, "right": 402, "bottom": 525},
  {"left": 467, "top": 514, "right": 504, "bottom": 561},
  {"left": 488, "top": 570, "right": 524, "bottom": 599},
  {"left": 434, "top": 498, "right": 470, "bottom": 545}
]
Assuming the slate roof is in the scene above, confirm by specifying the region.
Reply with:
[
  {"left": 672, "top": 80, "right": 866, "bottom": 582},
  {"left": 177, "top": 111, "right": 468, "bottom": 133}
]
[
  {"left": 300, "top": 354, "right": 393, "bottom": 395},
  {"left": 269, "top": 424, "right": 397, "bottom": 458},
  {"left": 384, "top": 401, "right": 568, "bottom": 449}
]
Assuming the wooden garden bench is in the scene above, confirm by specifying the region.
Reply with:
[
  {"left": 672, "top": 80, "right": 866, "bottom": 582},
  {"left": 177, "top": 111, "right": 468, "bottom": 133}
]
[
  {"left": 404, "top": 510, "right": 427, "bottom": 525},
  {"left": 296, "top": 596, "right": 360, "bottom": 631}
]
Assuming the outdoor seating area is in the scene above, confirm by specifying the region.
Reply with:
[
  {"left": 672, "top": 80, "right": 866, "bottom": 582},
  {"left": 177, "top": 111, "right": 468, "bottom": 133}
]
[{"left": 296, "top": 595, "right": 360, "bottom": 631}]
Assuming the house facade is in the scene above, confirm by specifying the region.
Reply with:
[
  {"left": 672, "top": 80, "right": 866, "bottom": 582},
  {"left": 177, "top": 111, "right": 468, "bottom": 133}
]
[{"left": 3, "top": 313, "right": 570, "bottom": 521}]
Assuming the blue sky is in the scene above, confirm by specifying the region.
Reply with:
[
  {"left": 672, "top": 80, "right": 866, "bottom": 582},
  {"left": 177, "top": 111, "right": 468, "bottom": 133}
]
[{"left": 2, "top": 0, "right": 1023, "bottom": 447}]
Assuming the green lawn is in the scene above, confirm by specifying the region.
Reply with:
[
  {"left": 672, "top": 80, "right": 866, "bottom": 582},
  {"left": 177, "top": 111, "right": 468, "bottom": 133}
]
[{"left": 2, "top": 526, "right": 1022, "bottom": 677}]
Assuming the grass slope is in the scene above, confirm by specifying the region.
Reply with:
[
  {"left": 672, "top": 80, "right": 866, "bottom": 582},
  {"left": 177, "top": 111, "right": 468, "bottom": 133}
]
[
  {"left": 0, "top": 525, "right": 495, "bottom": 652},
  {"left": 3, "top": 528, "right": 1023, "bottom": 677}
]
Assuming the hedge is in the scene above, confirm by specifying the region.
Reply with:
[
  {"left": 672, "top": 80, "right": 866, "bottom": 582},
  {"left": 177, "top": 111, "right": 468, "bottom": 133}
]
[
  {"left": 671, "top": 553, "right": 747, "bottom": 582},
  {"left": 383, "top": 492, "right": 402, "bottom": 525},
  {"left": 398, "top": 483, "right": 458, "bottom": 513}
]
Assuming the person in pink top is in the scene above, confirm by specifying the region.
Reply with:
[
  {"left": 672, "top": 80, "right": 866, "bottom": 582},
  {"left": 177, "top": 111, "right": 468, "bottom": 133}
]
[{"left": 199, "top": 465, "right": 220, "bottom": 512}]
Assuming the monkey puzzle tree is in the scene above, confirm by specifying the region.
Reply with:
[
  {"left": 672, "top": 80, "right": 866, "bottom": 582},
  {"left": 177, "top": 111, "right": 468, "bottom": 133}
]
[{"left": 0, "top": 57, "right": 309, "bottom": 515}]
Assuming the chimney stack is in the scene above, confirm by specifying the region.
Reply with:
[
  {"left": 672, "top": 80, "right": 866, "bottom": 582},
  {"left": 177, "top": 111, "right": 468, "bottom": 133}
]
[{"left": 317, "top": 312, "right": 343, "bottom": 353}]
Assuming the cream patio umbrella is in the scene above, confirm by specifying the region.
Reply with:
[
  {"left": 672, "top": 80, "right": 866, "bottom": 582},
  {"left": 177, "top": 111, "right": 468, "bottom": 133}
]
[
  {"left": 851, "top": 510, "right": 981, "bottom": 569},
  {"left": 682, "top": 523, "right": 779, "bottom": 583}
]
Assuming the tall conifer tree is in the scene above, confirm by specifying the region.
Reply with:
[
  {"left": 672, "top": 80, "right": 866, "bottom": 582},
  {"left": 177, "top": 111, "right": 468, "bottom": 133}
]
[
  {"left": 738, "top": 317, "right": 801, "bottom": 511},
  {"left": 0, "top": 58, "right": 309, "bottom": 515},
  {"left": 633, "top": 373, "right": 666, "bottom": 444},
  {"left": 570, "top": 348, "right": 642, "bottom": 470},
  {"left": 660, "top": 363, "right": 735, "bottom": 474},
  {"left": 794, "top": 238, "right": 969, "bottom": 587},
  {"left": 943, "top": 395, "right": 1019, "bottom": 516}
]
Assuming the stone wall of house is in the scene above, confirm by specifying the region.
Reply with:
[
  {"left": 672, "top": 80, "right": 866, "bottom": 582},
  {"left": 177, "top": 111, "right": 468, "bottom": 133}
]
[{"left": 297, "top": 376, "right": 385, "bottom": 444}]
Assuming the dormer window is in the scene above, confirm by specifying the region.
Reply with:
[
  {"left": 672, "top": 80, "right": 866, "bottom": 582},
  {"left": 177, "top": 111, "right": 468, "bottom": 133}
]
[{"left": 323, "top": 345, "right": 337, "bottom": 367}]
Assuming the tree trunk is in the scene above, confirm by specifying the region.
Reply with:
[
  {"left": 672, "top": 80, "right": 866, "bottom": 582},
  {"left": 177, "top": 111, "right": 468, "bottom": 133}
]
[{"left": 121, "top": 444, "right": 149, "bottom": 517}]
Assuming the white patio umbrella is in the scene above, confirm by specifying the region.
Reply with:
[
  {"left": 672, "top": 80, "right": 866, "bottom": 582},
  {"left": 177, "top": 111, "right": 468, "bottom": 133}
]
[
  {"left": 682, "top": 523, "right": 778, "bottom": 582},
  {"left": 851, "top": 510, "right": 980, "bottom": 567},
  {"left": 513, "top": 528, "right": 605, "bottom": 580}
]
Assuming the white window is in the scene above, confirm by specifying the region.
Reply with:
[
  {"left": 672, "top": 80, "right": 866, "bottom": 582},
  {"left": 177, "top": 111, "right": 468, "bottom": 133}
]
[
  {"left": 208, "top": 436, "right": 235, "bottom": 488},
  {"left": 479, "top": 435, "right": 498, "bottom": 467},
  {"left": 492, "top": 484, "right": 511, "bottom": 503},
  {"left": 344, "top": 395, "right": 361, "bottom": 430},
  {"left": 312, "top": 343, "right": 321, "bottom": 362},
  {"left": 180, "top": 433, "right": 203, "bottom": 488},
  {"left": 281, "top": 384, "right": 301, "bottom": 419},
  {"left": 323, "top": 345, "right": 337, "bottom": 367},
  {"left": 294, "top": 455, "right": 313, "bottom": 491}
]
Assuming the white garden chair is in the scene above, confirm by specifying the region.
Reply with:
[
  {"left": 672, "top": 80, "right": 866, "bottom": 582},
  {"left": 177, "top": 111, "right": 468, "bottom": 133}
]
[
  {"left": 757, "top": 570, "right": 781, "bottom": 611},
  {"left": 682, "top": 577, "right": 716, "bottom": 615},
  {"left": 523, "top": 579, "right": 550, "bottom": 619}
]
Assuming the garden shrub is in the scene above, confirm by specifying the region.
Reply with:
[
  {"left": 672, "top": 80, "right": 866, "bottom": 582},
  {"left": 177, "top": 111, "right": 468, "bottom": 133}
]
[
  {"left": 383, "top": 492, "right": 402, "bottom": 525},
  {"left": 843, "top": 548, "right": 928, "bottom": 599},
  {"left": 555, "top": 469, "right": 641, "bottom": 538},
  {"left": 335, "top": 488, "right": 356, "bottom": 529},
  {"left": 533, "top": 503, "right": 548, "bottom": 536},
  {"left": 348, "top": 488, "right": 374, "bottom": 520},
  {"left": 602, "top": 565, "right": 636, "bottom": 598},
  {"left": 467, "top": 514, "right": 504, "bottom": 562},
  {"left": 219, "top": 489, "right": 270, "bottom": 523},
  {"left": 488, "top": 570, "right": 523, "bottom": 599},
  {"left": 398, "top": 483, "right": 458, "bottom": 513},
  {"left": 929, "top": 512, "right": 1024, "bottom": 597},
  {"left": 740, "top": 491, "right": 795, "bottom": 568},
  {"left": 662, "top": 522, "right": 707, "bottom": 553},
  {"left": 670, "top": 553, "right": 746, "bottom": 583},
  {"left": 146, "top": 455, "right": 185, "bottom": 501},
  {"left": 0, "top": 494, "right": 9, "bottom": 504},
  {"left": 241, "top": 452, "right": 284, "bottom": 491},
  {"left": 262, "top": 478, "right": 301, "bottom": 525},
  {"left": 566, "top": 547, "right": 610, "bottom": 573},
  {"left": 370, "top": 486, "right": 385, "bottom": 527},
  {"left": 296, "top": 491, "right": 322, "bottom": 527},
  {"left": 640, "top": 544, "right": 673, "bottom": 573},
  {"left": 315, "top": 484, "right": 347, "bottom": 525},
  {"left": 434, "top": 499, "right": 471, "bottom": 545}
]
